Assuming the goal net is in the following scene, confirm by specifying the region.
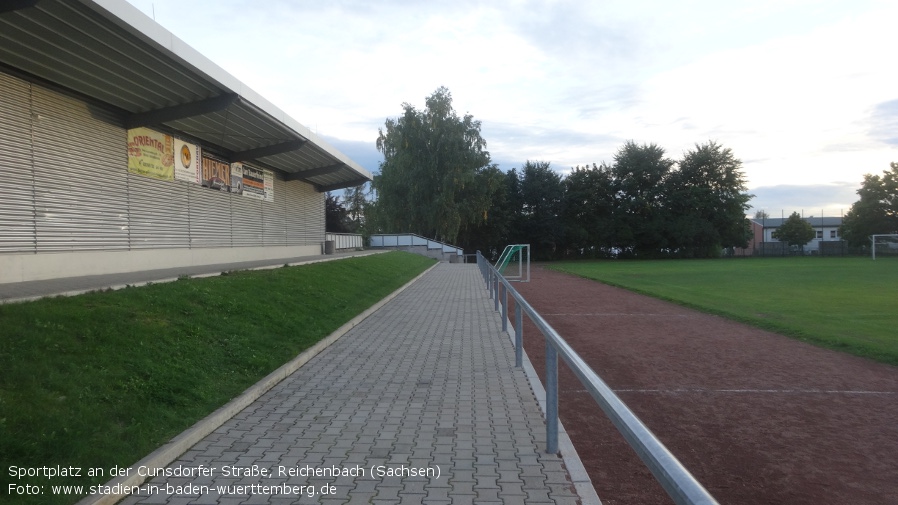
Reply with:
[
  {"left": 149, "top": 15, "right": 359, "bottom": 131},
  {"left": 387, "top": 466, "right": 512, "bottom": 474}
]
[
  {"left": 495, "top": 244, "right": 530, "bottom": 282},
  {"left": 871, "top": 234, "right": 898, "bottom": 259}
]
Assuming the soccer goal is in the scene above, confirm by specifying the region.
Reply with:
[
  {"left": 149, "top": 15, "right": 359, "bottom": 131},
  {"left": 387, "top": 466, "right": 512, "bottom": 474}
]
[
  {"left": 495, "top": 244, "right": 530, "bottom": 282},
  {"left": 871, "top": 234, "right": 898, "bottom": 260}
]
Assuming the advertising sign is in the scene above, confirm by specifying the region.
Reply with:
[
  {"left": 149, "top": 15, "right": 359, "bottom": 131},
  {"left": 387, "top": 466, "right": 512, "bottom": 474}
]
[
  {"left": 127, "top": 127, "right": 173, "bottom": 181},
  {"left": 201, "top": 155, "right": 231, "bottom": 192},
  {"left": 242, "top": 165, "right": 266, "bottom": 200},
  {"left": 263, "top": 170, "right": 274, "bottom": 202},
  {"left": 174, "top": 139, "right": 200, "bottom": 184},
  {"left": 230, "top": 162, "right": 244, "bottom": 195}
]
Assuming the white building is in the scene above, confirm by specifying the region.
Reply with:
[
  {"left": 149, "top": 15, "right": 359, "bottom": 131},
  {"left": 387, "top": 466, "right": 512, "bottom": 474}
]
[
  {"left": 0, "top": 0, "right": 371, "bottom": 284},
  {"left": 749, "top": 217, "right": 843, "bottom": 254}
]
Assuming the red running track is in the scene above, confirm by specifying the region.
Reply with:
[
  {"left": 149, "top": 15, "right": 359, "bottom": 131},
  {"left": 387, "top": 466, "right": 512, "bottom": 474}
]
[{"left": 513, "top": 265, "right": 898, "bottom": 505}]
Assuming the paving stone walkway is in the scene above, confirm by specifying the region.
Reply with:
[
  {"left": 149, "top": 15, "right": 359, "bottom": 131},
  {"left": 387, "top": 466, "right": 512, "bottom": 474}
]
[{"left": 119, "top": 263, "right": 585, "bottom": 505}]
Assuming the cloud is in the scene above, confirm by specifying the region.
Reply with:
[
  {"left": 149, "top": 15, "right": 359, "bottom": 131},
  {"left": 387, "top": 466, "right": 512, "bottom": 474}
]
[
  {"left": 322, "top": 136, "right": 382, "bottom": 175},
  {"left": 748, "top": 182, "right": 860, "bottom": 216},
  {"left": 480, "top": 122, "right": 622, "bottom": 171},
  {"left": 869, "top": 99, "right": 898, "bottom": 146},
  {"left": 125, "top": 0, "right": 898, "bottom": 192},
  {"left": 506, "top": 1, "right": 643, "bottom": 64}
]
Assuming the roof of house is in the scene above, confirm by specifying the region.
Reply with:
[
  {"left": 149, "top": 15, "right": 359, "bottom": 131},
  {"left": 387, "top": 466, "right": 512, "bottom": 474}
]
[
  {"left": 751, "top": 217, "right": 843, "bottom": 227},
  {"left": 0, "top": 0, "right": 371, "bottom": 192}
]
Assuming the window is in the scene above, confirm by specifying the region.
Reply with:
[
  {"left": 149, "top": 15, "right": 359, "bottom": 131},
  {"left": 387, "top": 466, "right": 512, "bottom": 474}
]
[
  {"left": 830, "top": 230, "right": 838, "bottom": 239},
  {"left": 816, "top": 230, "right": 823, "bottom": 239}
]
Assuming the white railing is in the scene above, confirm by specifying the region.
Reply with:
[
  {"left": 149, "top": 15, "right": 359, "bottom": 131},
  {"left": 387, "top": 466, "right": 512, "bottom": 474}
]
[
  {"left": 369, "top": 233, "right": 463, "bottom": 258},
  {"left": 325, "top": 233, "right": 363, "bottom": 250}
]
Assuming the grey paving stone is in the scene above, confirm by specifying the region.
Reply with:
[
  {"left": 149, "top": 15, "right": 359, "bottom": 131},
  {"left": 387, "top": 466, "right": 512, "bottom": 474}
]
[{"left": 115, "top": 264, "right": 588, "bottom": 505}]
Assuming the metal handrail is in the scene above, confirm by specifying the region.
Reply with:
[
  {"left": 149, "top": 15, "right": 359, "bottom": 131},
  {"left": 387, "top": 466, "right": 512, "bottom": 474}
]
[
  {"left": 369, "top": 233, "right": 463, "bottom": 256},
  {"left": 476, "top": 251, "right": 719, "bottom": 505}
]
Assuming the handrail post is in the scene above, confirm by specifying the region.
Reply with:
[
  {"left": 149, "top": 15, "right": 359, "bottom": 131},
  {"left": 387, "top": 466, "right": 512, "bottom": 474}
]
[
  {"left": 501, "top": 283, "right": 508, "bottom": 332},
  {"left": 477, "top": 246, "right": 718, "bottom": 504},
  {"left": 546, "top": 340, "right": 559, "bottom": 454},
  {"left": 514, "top": 302, "right": 523, "bottom": 368}
]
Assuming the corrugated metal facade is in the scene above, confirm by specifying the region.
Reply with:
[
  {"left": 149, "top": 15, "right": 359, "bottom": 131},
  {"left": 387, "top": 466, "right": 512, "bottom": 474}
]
[
  {"left": 129, "top": 177, "right": 191, "bottom": 249},
  {"left": 0, "top": 72, "right": 324, "bottom": 256},
  {"left": 286, "top": 180, "right": 325, "bottom": 246},
  {"left": 230, "top": 195, "right": 263, "bottom": 248},
  {"left": 188, "top": 184, "right": 233, "bottom": 248},
  {"left": 264, "top": 175, "right": 288, "bottom": 246},
  {"left": 0, "top": 73, "right": 34, "bottom": 253},
  {"left": 33, "top": 85, "right": 130, "bottom": 252}
]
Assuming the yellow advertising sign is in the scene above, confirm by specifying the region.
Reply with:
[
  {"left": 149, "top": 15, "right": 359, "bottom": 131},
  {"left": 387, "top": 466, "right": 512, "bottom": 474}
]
[{"left": 128, "top": 127, "right": 174, "bottom": 181}]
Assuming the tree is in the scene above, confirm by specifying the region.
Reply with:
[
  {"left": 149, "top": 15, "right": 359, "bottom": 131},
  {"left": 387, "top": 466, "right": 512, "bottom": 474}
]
[
  {"left": 840, "top": 162, "right": 898, "bottom": 247},
  {"left": 372, "top": 87, "right": 495, "bottom": 244},
  {"left": 325, "top": 192, "right": 349, "bottom": 233},
  {"left": 454, "top": 165, "right": 508, "bottom": 258},
  {"left": 754, "top": 210, "right": 770, "bottom": 219},
  {"left": 665, "top": 141, "right": 752, "bottom": 257},
  {"left": 773, "top": 212, "right": 815, "bottom": 253},
  {"left": 341, "top": 183, "right": 370, "bottom": 234},
  {"left": 611, "top": 141, "right": 674, "bottom": 256},
  {"left": 563, "top": 163, "right": 615, "bottom": 258},
  {"left": 516, "top": 161, "right": 565, "bottom": 260}
]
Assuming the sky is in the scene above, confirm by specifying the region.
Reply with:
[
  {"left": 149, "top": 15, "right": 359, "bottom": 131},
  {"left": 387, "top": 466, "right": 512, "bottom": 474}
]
[{"left": 124, "top": 0, "right": 897, "bottom": 217}]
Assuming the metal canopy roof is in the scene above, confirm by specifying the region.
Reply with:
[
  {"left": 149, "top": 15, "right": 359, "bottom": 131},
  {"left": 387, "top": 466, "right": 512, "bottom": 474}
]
[{"left": 0, "top": 0, "right": 371, "bottom": 192}]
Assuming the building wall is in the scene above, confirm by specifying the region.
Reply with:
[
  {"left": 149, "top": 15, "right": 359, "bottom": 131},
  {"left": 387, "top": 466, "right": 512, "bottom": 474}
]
[
  {"left": 734, "top": 221, "right": 765, "bottom": 256},
  {"left": 762, "top": 226, "right": 841, "bottom": 252},
  {"left": 0, "top": 71, "right": 325, "bottom": 284}
]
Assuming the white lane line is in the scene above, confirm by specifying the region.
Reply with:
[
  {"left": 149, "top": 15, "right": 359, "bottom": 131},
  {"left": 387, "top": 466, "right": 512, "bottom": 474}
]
[
  {"left": 565, "top": 389, "right": 897, "bottom": 395},
  {"left": 543, "top": 313, "right": 694, "bottom": 317}
]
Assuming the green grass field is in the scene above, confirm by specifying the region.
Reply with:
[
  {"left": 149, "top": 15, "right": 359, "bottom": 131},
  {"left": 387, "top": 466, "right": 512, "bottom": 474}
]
[
  {"left": 0, "top": 252, "right": 434, "bottom": 504},
  {"left": 548, "top": 257, "right": 898, "bottom": 367}
]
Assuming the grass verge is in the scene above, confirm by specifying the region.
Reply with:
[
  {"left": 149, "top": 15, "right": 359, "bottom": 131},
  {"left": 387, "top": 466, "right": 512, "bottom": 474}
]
[
  {"left": 0, "top": 251, "right": 434, "bottom": 504},
  {"left": 548, "top": 257, "right": 898, "bottom": 367}
]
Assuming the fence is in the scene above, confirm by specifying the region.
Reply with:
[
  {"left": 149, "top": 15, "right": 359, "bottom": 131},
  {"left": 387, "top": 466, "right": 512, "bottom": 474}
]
[
  {"left": 476, "top": 251, "right": 718, "bottom": 505},
  {"left": 325, "top": 233, "right": 363, "bottom": 251},
  {"left": 369, "top": 234, "right": 464, "bottom": 261}
]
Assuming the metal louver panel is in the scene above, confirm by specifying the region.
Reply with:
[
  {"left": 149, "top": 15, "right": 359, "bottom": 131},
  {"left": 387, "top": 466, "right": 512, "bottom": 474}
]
[
  {"left": 285, "top": 180, "right": 304, "bottom": 246},
  {"left": 263, "top": 174, "right": 287, "bottom": 246},
  {"left": 189, "top": 184, "right": 232, "bottom": 248},
  {"left": 230, "top": 193, "right": 263, "bottom": 247},
  {"left": 0, "top": 73, "right": 35, "bottom": 253},
  {"left": 307, "top": 189, "right": 324, "bottom": 244},
  {"left": 286, "top": 180, "right": 324, "bottom": 246},
  {"left": 32, "top": 86, "right": 129, "bottom": 252},
  {"left": 128, "top": 176, "right": 190, "bottom": 249}
]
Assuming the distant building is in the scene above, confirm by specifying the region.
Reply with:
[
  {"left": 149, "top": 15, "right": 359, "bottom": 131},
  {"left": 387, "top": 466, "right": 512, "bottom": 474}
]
[{"left": 738, "top": 217, "right": 844, "bottom": 256}]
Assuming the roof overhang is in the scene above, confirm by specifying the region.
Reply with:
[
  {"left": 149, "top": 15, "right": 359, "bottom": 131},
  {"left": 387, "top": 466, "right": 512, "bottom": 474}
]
[{"left": 0, "top": 0, "right": 372, "bottom": 191}]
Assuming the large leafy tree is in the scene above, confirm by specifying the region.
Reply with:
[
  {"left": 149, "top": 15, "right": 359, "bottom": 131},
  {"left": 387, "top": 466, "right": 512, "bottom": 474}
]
[
  {"left": 516, "top": 161, "right": 565, "bottom": 259},
  {"left": 773, "top": 212, "right": 815, "bottom": 252},
  {"left": 341, "top": 183, "right": 369, "bottom": 233},
  {"left": 372, "top": 87, "right": 495, "bottom": 243},
  {"left": 563, "top": 163, "right": 616, "bottom": 257},
  {"left": 840, "top": 162, "right": 898, "bottom": 247},
  {"left": 665, "top": 141, "right": 752, "bottom": 257},
  {"left": 611, "top": 141, "right": 674, "bottom": 256},
  {"left": 325, "top": 192, "right": 349, "bottom": 233},
  {"left": 454, "top": 165, "right": 508, "bottom": 258}
]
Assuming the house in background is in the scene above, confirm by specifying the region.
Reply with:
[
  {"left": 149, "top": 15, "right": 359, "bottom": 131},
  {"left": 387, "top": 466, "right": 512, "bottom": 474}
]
[{"left": 738, "top": 216, "right": 844, "bottom": 256}]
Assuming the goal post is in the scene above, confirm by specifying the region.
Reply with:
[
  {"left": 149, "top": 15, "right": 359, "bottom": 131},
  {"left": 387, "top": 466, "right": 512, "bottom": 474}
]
[
  {"left": 495, "top": 244, "right": 530, "bottom": 282},
  {"left": 871, "top": 234, "right": 898, "bottom": 260}
]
